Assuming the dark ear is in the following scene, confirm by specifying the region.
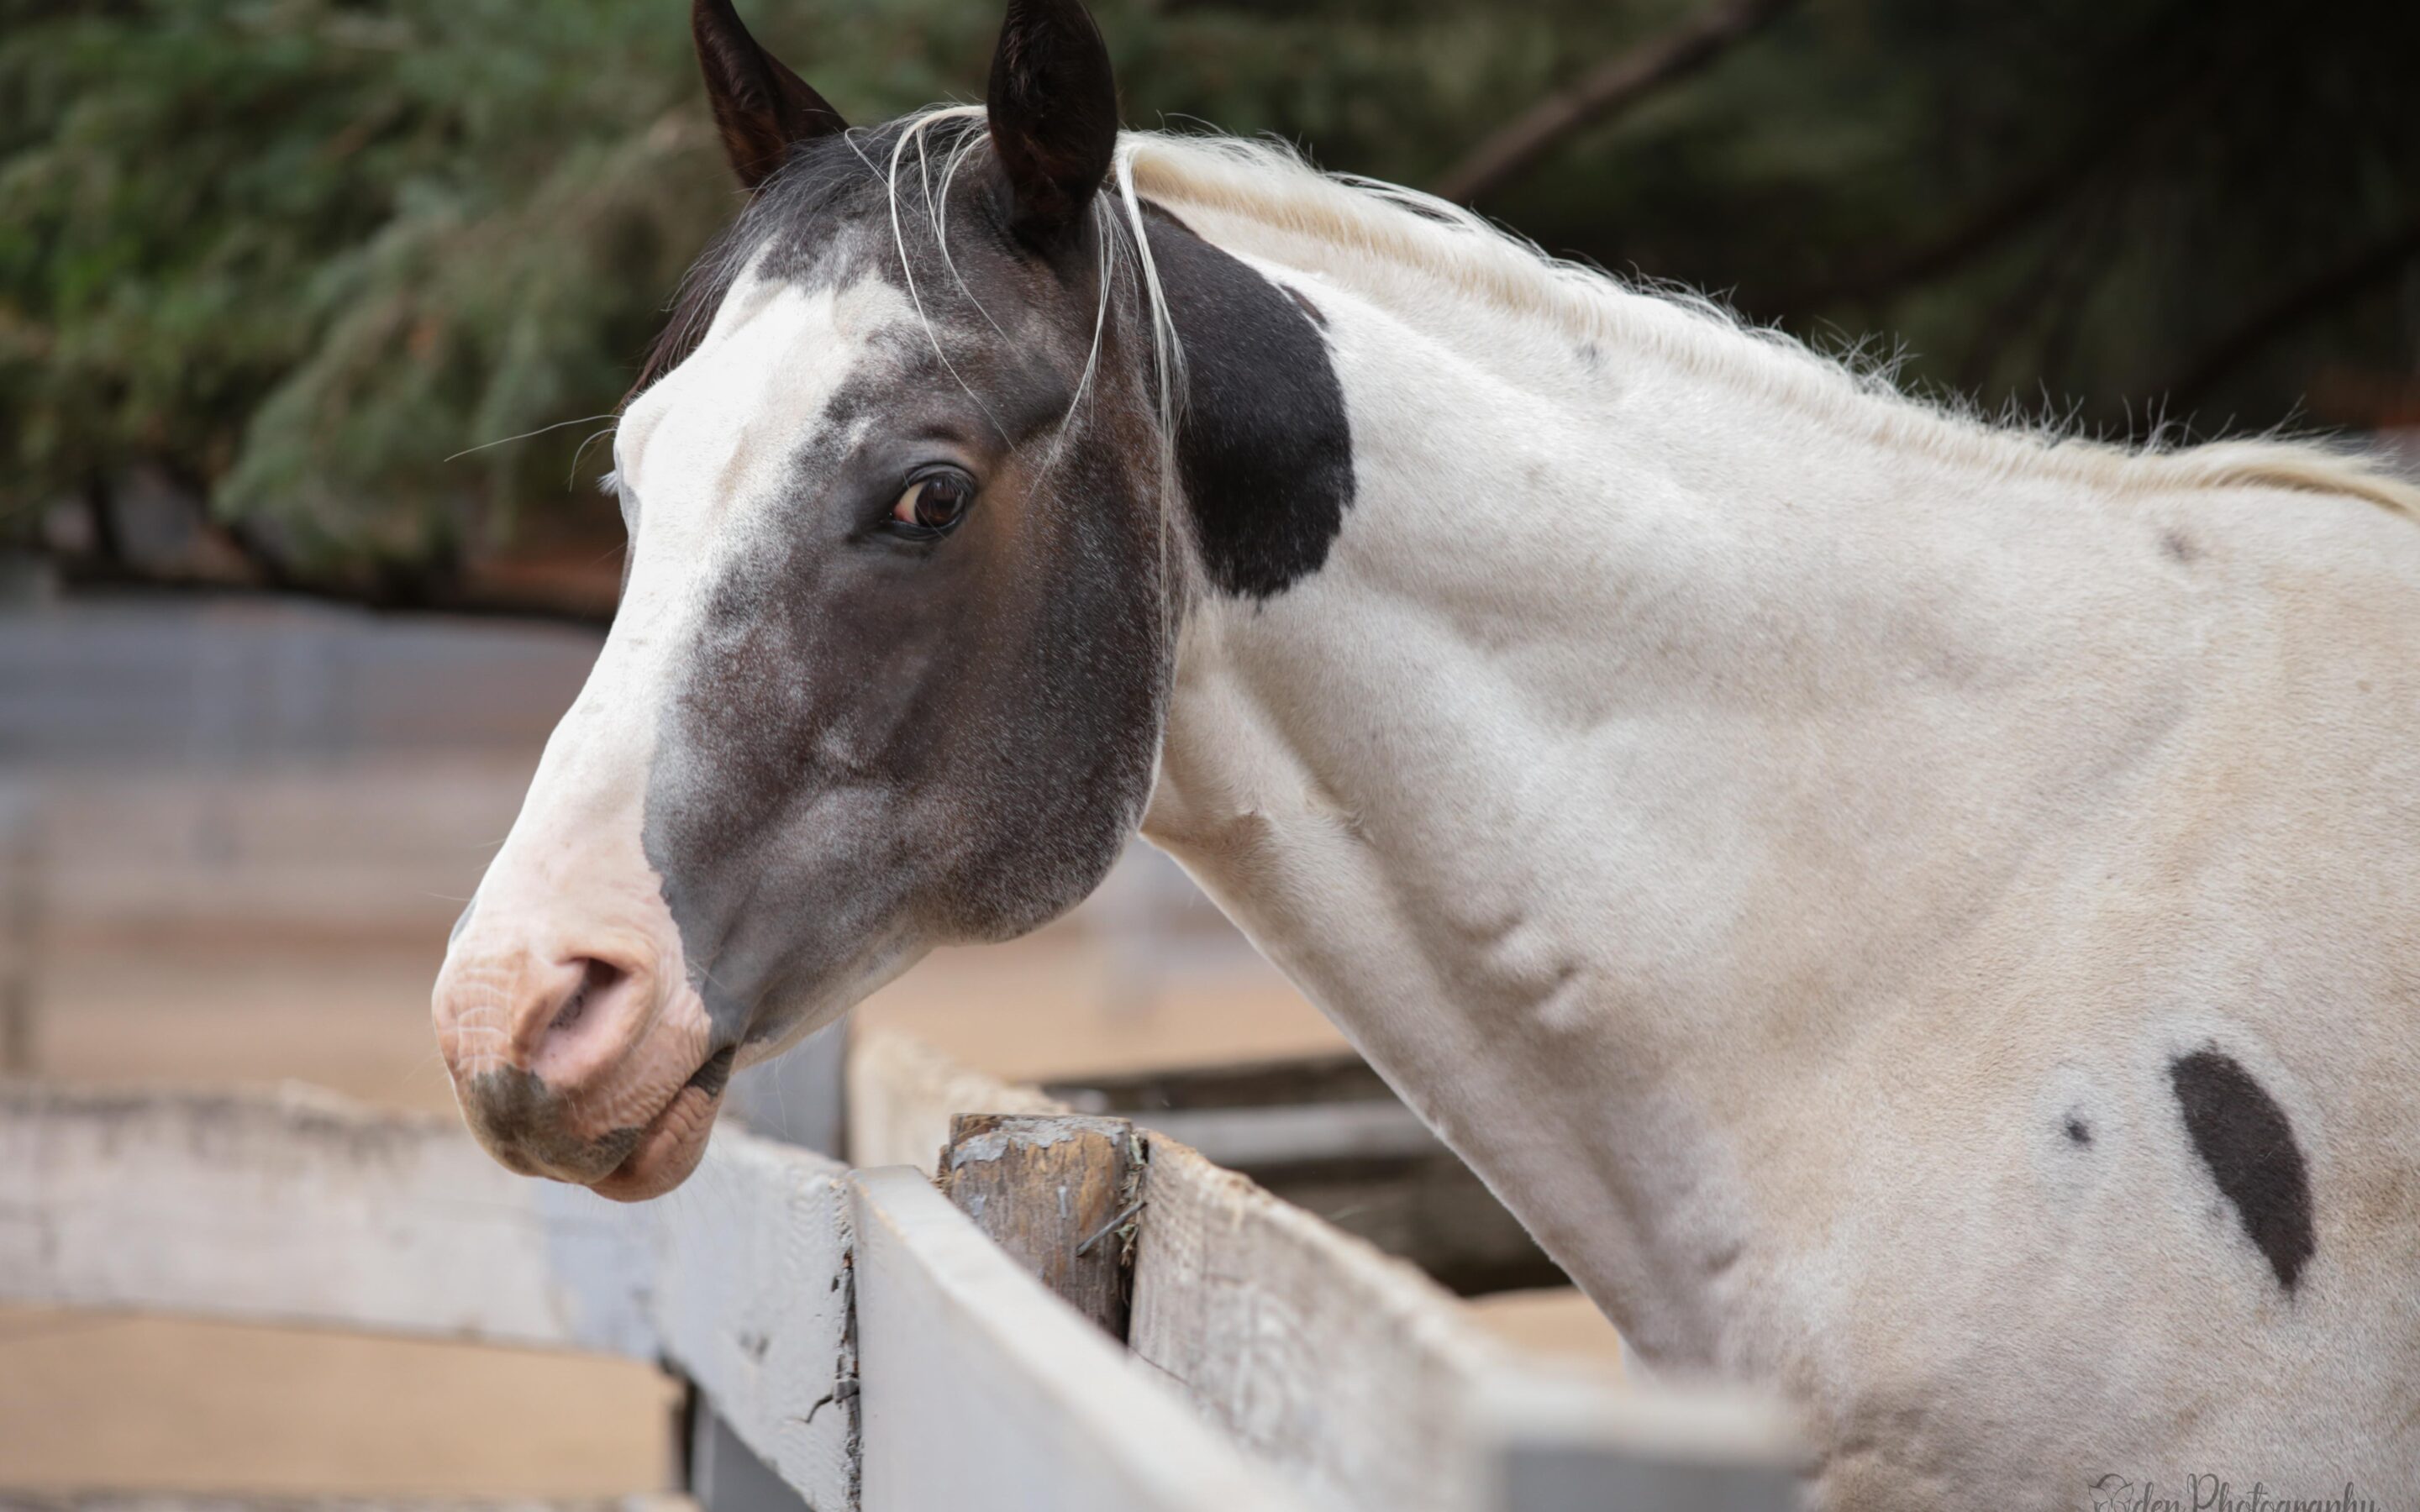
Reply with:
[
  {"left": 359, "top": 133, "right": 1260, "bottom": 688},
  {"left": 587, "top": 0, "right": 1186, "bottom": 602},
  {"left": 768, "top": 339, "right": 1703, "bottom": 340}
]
[
  {"left": 986, "top": 0, "right": 1119, "bottom": 245},
  {"left": 693, "top": 0, "right": 846, "bottom": 190}
]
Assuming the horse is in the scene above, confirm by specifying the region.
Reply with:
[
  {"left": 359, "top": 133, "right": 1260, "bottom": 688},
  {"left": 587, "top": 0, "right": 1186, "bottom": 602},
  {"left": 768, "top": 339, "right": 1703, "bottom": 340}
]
[{"left": 430, "top": 1, "right": 2420, "bottom": 1504}]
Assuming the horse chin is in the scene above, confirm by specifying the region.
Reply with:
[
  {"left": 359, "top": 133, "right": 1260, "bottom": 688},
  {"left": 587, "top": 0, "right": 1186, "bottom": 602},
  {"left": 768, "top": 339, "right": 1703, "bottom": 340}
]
[{"left": 586, "top": 1051, "right": 731, "bottom": 1202}]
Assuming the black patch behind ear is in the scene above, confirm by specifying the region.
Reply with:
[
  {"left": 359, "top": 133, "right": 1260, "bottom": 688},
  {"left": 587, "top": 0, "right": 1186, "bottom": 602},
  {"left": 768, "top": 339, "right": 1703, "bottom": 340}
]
[
  {"left": 1144, "top": 208, "right": 1355, "bottom": 600},
  {"left": 693, "top": 0, "right": 846, "bottom": 190},
  {"left": 986, "top": 0, "right": 1119, "bottom": 244},
  {"left": 2170, "top": 1048, "right": 2316, "bottom": 1292}
]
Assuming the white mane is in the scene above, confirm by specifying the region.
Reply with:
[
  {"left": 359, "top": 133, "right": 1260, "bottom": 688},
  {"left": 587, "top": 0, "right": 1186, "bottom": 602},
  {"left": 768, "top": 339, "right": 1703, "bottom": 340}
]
[{"left": 1110, "top": 128, "right": 2420, "bottom": 521}]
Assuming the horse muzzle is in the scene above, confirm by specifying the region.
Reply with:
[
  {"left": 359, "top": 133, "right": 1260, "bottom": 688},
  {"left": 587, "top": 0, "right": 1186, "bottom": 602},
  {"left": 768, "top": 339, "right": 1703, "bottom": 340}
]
[{"left": 432, "top": 902, "right": 727, "bottom": 1201}]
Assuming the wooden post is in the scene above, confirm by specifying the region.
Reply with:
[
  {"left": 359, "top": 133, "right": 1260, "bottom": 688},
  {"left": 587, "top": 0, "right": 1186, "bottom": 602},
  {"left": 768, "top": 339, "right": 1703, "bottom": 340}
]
[
  {"left": 852, "top": 1167, "right": 1317, "bottom": 1512},
  {"left": 688, "top": 1019, "right": 846, "bottom": 1512},
  {"left": 942, "top": 1112, "right": 1141, "bottom": 1341},
  {"left": 0, "top": 784, "right": 38, "bottom": 1075}
]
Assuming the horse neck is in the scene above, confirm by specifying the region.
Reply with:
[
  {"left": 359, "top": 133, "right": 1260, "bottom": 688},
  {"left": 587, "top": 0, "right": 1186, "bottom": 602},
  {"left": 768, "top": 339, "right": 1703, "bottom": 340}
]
[{"left": 1139, "top": 239, "right": 2196, "bottom": 1361}]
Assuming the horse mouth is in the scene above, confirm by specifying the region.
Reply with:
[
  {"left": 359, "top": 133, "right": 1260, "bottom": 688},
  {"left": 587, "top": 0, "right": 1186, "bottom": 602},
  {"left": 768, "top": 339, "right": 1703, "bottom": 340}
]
[{"left": 588, "top": 1046, "right": 737, "bottom": 1202}]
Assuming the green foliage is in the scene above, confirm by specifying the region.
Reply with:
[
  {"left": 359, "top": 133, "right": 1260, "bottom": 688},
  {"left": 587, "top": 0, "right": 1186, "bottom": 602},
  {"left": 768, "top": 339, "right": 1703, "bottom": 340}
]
[
  {"left": 5, "top": 0, "right": 776, "bottom": 567},
  {"left": 1470, "top": 0, "right": 2420, "bottom": 428},
  {"left": 3, "top": 0, "right": 2413, "bottom": 576}
]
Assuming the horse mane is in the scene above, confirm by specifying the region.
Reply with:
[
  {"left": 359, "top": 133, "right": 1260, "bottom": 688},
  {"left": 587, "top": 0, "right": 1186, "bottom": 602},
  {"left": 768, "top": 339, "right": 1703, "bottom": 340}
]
[
  {"left": 636, "top": 110, "right": 2417, "bottom": 522},
  {"left": 1113, "top": 129, "right": 2420, "bottom": 522}
]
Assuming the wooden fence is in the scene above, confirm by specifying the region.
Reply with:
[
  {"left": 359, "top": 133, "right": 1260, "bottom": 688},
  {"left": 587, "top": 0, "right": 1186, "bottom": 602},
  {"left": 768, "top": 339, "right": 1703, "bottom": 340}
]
[{"left": 0, "top": 1026, "right": 1797, "bottom": 1511}]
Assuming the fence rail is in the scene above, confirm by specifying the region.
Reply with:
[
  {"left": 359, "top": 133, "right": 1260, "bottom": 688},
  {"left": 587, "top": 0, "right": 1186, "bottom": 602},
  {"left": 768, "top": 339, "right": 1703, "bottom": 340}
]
[
  {"left": 846, "top": 1026, "right": 1797, "bottom": 1512},
  {"left": 0, "top": 1029, "right": 1797, "bottom": 1512}
]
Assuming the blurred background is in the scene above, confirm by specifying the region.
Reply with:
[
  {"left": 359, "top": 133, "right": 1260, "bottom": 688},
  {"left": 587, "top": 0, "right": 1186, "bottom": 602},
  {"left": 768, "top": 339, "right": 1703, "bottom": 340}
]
[
  {"left": 2, "top": 0, "right": 2416, "bottom": 1500},
  {"left": 7, "top": 0, "right": 2417, "bottom": 594}
]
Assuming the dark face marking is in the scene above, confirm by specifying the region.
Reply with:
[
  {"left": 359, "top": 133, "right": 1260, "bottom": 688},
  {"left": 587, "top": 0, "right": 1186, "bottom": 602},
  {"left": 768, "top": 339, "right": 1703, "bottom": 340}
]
[
  {"left": 2160, "top": 528, "right": 2199, "bottom": 564},
  {"left": 2169, "top": 1048, "right": 2315, "bottom": 1291},
  {"left": 629, "top": 120, "right": 1173, "bottom": 1052},
  {"left": 1144, "top": 207, "right": 1356, "bottom": 601},
  {"left": 2064, "top": 1114, "right": 2092, "bottom": 1146},
  {"left": 623, "top": 0, "right": 1352, "bottom": 1058}
]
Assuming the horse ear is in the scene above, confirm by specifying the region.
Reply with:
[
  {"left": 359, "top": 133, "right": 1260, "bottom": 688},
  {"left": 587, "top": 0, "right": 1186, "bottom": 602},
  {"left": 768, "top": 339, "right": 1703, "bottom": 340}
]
[
  {"left": 986, "top": 0, "right": 1119, "bottom": 245},
  {"left": 692, "top": 0, "right": 846, "bottom": 190}
]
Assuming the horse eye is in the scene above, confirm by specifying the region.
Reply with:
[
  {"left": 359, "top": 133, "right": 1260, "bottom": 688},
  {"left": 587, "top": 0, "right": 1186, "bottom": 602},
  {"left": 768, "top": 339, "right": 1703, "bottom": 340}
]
[{"left": 892, "top": 473, "right": 972, "bottom": 533}]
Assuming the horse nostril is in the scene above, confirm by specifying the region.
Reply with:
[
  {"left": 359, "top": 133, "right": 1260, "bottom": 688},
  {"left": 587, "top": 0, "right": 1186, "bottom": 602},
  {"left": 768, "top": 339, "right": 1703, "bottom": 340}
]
[
  {"left": 551, "top": 957, "right": 628, "bottom": 1036},
  {"left": 524, "top": 955, "right": 652, "bottom": 1088}
]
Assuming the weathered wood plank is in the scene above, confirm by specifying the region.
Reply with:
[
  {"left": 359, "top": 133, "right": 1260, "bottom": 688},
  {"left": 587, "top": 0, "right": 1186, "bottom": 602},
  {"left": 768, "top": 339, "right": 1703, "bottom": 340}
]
[
  {"left": 648, "top": 1131, "right": 854, "bottom": 1511},
  {"left": 850, "top": 1032, "right": 1793, "bottom": 1510},
  {"left": 1043, "top": 1051, "right": 1402, "bottom": 1114},
  {"left": 1128, "top": 1136, "right": 1508, "bottom": 1512},
  {"left": 1129, "top": 1137, "right": 1801, "bottom": 1512},
  {"left": 0, "top": 1080, "right": 855, "bottom": 1512},
  {"left": 13, "top": 1049, "right": 1795, "bottom": 1512},
  {"left": 1046, "top": 1053, "right": 1570, "bottom": 1296},
  {"left": 844, "top": 1026, "right": 1068, "bottom": 1174},
  {"left": 850, "top": 1166, "right": 1313, "bottom": 1512},
  {"left": 0, "top": 1079, "right": 655, "bottom": 1354},
  {"left": 0, "top": 785, "right": 38, "bottom": 1075},
  {"left": 942, "top": 1113, "right": 1139, "bottom": 1338},
  {"left": 1482, "top": 1371, "right": 1800, "bottom": 1512},
  {"left": 0, "top": 1499, "right": 671, "bottom": 1512},
  {"left": 1121, "top": 1100, "right": 1435, "bottom": 1166}
]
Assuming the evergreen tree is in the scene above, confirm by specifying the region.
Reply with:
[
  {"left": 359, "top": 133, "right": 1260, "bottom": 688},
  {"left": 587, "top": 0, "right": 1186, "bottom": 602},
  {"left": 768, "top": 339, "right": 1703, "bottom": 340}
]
[{"left": 4, "top": 0, "right": 2412, "bottom": 588}]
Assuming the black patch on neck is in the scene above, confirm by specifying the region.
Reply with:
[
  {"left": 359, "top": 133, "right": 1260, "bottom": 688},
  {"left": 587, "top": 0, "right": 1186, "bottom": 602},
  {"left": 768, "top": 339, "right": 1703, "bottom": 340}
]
[
  {"left": 2169, "top": 1048, "right": 2315, "bottom": 1291},
  {"left": 1143, "top": 206, "right": 1355, "bottom": 600}
]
